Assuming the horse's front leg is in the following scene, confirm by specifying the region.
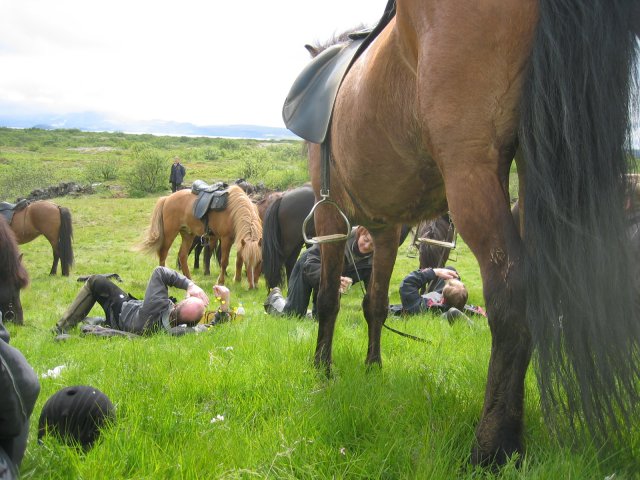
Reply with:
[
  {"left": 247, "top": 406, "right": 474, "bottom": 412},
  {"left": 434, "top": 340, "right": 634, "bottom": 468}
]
[
  {"left": 216, "top": 237, "right": 232, "bottom": 285},
  {"left": 363, "top": 227, "right": 401, "bottom": 366},
  {"left": 203, "top": 238, "right": 215, "bottom": 276},
  {"left": 444, "top": 169, "right": 528, "bottom": 466},
  {"left": 234, "top": 248, "right": 243, "bottom": 284},
  {"left": 315, "top": 240, "right": 345, "bottom": 373}
]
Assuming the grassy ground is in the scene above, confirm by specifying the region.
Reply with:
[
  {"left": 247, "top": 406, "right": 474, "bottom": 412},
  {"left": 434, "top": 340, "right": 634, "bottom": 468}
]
[{"left": 3, "top": 130, "right": 639, "bottom": 479}]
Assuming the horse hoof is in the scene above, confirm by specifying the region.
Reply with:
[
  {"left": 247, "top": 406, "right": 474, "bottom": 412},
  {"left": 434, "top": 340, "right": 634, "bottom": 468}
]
[{"left": 470, "top": 441, "right": 522, "bottom": 468}]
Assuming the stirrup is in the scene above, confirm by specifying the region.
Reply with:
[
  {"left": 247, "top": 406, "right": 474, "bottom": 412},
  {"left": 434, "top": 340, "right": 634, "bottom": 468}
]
[{"left": 302, "top": 195, "right": 351, "bottom": 244}]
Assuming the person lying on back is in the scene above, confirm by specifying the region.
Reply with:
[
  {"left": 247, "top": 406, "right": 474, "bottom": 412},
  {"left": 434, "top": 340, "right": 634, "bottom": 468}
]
[
  {"left": 52, "top": 266, "right": 211, "bottom": 338},
  {"left": 390, "top": 266, "right": 486, "bottom": 322}
]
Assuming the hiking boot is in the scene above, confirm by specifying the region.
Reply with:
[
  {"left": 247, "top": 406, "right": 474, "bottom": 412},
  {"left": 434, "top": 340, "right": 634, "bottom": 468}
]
[
  {"left": 56, "top": 283, "right": 95, "bottom": 333},
  {"left": 441, "top": 308, "right": 472, "bottom": 326}
]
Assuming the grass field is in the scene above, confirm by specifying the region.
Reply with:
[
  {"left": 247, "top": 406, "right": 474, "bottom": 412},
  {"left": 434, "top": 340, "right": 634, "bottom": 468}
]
[{"left": 3, "top": 130, "right": 639, "bottom": 479}]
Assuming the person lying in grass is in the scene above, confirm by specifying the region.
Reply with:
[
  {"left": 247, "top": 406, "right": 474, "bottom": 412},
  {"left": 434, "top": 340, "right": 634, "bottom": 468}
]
[{"left": 52, "top": 266, "right": 210, "bottom": 337}]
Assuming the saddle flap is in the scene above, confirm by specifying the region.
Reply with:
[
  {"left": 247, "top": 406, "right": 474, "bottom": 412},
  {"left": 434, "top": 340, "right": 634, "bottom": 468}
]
[
  {"left": 282, "top": 38, "right": 365, "bottom": 144},
  {"left": 193, "top": 190, "right": 229, "bottom": 220}
]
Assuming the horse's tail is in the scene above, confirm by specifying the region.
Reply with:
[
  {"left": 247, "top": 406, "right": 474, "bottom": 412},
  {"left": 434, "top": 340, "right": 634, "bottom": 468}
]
[
  {"left": 136, "top": 197, "right": 167, "bottom": 255},
  {"left": 57, "top": 206, "right": 74, "bottom": 276},
  {"left": 261, "top": 195, "right": 285, "bottom": 289},
  {"left": 519, "top": 0, "right": 640, "bottom": 440}
]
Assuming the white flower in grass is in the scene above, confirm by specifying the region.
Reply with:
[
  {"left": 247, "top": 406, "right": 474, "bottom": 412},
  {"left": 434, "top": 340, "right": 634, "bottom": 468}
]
[
  {"left": 41, "top": 365, "right": 66, "bottom": 379},
  {"left": 225, "top": 346, "right": 233, "bottom": 351},
  {"left": 339, "top": 447, "right": 346, "bottom": 456},
  {"left": 210, "top": 414, "right": 225, "bottom": 423}
]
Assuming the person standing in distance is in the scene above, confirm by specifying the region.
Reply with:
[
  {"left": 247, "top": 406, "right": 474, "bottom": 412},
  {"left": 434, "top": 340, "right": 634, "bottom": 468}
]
[{"left": 169, "top": 156, "right": 186, "bottom": 192}]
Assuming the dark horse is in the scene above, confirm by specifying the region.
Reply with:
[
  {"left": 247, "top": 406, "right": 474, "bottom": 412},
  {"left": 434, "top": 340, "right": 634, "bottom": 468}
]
[
  {"left": 0, "top": 216, "right": 30, "bottom": 325},
  {"left": 302, "top": 0, "right": 640, "bottom": 466},
  {"left": 415, "top": 214, "right": 455, "bottom": 270},
  {"left": 10, "top": 201, "right": 74, "bottom": 276},
  {"left": 261, "top": 184, "right": 315, "bottom": 289}
]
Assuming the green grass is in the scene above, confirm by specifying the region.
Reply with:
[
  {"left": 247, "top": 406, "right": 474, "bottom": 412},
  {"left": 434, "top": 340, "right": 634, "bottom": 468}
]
[{"left": 3, "top": 130, "right": 639, "bottom": 479}]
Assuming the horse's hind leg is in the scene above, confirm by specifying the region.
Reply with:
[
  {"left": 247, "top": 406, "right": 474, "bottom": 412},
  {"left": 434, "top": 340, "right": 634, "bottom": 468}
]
[
  {"left": 177, "top": 233, "right": 194, "bottom": 279},
  {"left": 363, "top": 227, "right": 401, "bottom": 366},
  {"left": 443, "top": 168, "right": 528, "bottom": 466},
  {"left": 50, "top": 252, "right": 60, "bottom": 275}
]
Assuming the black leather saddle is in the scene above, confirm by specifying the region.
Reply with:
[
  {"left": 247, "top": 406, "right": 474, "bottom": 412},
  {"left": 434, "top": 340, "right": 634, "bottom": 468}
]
[
  {"left": 191, "top": 180, "right": 229, "bottom": 220},
  {"left": 282, "top": 38, "right": 365, "bottom": 144},
  {"left": 0, "top": 200, "right": 28, "bottom": 224}
]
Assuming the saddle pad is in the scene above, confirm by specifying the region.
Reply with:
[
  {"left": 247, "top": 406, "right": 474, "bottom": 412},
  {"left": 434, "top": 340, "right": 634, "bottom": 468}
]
[{"left": 282, "top": 38, "right": 365, "bottom": 144}]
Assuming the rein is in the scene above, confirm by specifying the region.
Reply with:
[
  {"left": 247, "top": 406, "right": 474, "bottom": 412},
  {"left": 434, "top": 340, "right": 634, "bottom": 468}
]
[{"left": 345, "top": 239, "right": 429, "bottom": 344}]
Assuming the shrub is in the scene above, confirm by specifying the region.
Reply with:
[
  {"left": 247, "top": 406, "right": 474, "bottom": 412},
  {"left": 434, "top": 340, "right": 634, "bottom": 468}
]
[
  {"left": 125, "top": 149, "right": 167, "bottom": 195},
  {"left": 85, "top": 158, "right": 120, "bottom": 183},
  {"left": 0, "top": 162, "right": 52, "bottom": 201}
]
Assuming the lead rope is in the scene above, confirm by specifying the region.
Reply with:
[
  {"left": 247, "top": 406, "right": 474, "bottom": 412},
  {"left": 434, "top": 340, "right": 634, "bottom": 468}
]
[{"left": 345, "top": 239, "right": 429, "bottom": 344}]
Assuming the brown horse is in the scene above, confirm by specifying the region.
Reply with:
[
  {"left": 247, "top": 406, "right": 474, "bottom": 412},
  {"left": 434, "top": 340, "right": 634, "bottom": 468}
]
[
  {"left": 138, "top": 185, "right": 263, "bottom": 288},
  {"left": 10, "top": 201, "right": 74, "bottom": 276},
  {"left": 0, "top": 216, "right": 29, "bottom": 325},
  {"left": 301, "top": 0, "right": 640, "bottom": 466}
]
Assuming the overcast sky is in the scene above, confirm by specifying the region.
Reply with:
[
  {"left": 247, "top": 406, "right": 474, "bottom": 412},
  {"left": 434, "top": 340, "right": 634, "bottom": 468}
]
[{"left": 0, "top": 0, "right": 387, "bottom": 128}]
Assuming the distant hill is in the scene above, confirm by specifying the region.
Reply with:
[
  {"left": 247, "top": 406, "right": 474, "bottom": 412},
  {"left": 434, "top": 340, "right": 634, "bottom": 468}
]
[{"left": 0, "top": 106, "right": 299, "bottom": 141}]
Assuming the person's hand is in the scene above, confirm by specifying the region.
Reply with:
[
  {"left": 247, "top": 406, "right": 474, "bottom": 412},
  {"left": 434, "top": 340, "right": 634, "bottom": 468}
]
[
  {"left": 212, "top": 285, "right": 231, "bottom": 311},
  {"left": 339, "top": 276, "right": 353, "bottom": 294},
  {"left": 431, "top": 268, "right": 459, "bottom": 280},
  {"left": 187, "top": 283, "right": 209, "bottom": 306}
]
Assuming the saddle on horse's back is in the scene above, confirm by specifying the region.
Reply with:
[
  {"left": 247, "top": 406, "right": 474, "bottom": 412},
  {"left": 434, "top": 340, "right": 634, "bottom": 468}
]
[
  {"left": 0, "top": 199, "right": 29, "bottom": 224},
  {"left": 191, "top": 180, "right": 229, "bottom": 220},
  {"left": 282, "top": 37, "right": 365, "bottom": 144}
]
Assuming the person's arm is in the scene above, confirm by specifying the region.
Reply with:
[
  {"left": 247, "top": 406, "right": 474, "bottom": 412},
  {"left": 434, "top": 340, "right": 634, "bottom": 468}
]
[
  {"left": 139, "top": 266, "right": 208, "bottom": 318},
  {"left": 399, "top": 269, "right": 436, "bottom": 314}
]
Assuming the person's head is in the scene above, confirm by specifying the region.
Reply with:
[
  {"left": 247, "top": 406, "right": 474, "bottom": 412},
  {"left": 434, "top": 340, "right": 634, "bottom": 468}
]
[
  {"left": 173, "top": 156, "right": 180, "bottom": 164},
  {"left": 356, "top": 226, "right": 374, "bottom": 254},
  {"left": 442, "top": 279, "right": 468, "bottom": 310},
  {"left": 175, "top": 297, "right": 206, "bottom": 325}
]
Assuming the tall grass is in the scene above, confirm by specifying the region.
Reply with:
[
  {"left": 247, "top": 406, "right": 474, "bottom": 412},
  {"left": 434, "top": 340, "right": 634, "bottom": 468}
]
[{"left": 4, "top": 130, "right": 638, "bottom": 479}]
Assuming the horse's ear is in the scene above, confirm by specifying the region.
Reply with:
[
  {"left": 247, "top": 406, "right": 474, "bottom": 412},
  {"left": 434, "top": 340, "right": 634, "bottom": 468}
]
[{"left": 305, "top": 44, "right": 319, "bottom": 58}]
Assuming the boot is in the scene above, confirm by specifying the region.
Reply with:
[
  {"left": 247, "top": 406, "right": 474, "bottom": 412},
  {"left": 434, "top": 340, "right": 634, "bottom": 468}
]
[
  {"left": 264, "top": 287, "right": 286, "bottom": 315},
  {"left": 55, "top": 283, "right": 96, "bottom": 333}
]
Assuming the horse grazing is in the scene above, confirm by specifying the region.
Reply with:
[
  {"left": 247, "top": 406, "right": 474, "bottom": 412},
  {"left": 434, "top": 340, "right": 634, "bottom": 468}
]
[
  {"left": 10, "top": 201, "right": 74, "bottom": 276},
  {"left": 300, "top": 0, "right": 640, "bottom": 466},
  {"left": 138, "top": 185, "right": 262, "bottom": 288},
  {"left": 0, "top": 216, "right": 30, "bottom": 325},
  {"left": 261, "top": 184, "right": 315, "bottom": 289},
  {"left": 415, "top": 214, "right": 455, "bottom": 270}
]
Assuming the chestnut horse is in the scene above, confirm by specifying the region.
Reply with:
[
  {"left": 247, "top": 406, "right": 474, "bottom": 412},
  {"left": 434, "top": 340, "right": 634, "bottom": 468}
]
[
  {"left": 138, "top": 185, "right": 262, "bottom": 288},
  {"left": 0, "top": 216, "right": 29, "bottom": 325},
  {"left": 10, "top": 201, "right": 74, "bottom": 276},
  {"left": 302, "top": 0, "right": 640, "bottom": 466}
]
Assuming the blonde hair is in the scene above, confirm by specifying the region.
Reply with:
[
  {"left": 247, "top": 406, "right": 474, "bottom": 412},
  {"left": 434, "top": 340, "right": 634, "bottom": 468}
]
[{"left": 442, "top": 279, "right": 468, "bottom": 310}]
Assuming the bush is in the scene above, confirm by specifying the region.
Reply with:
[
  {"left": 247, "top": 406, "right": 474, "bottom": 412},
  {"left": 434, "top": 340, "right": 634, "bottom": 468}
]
[
  {"left": 238, "top": 152, "right": 272, "bottom": 181},
  {"left": 0, "top": 162, "right": 52, "bottom": 201},
  {"left": 125, "top": 149, "right": 167, "bottom": 195},
  {"left": 85, "top": 158, "right": 120, "bottom": 183}
]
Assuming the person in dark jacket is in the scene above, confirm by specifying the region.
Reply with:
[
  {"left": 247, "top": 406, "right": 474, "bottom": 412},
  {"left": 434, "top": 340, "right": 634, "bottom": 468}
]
[
  {"left": 0, "top": 312, "right": 40, "bottom": 479},
  {"left": 52, "top": 266, "right": 209, "bottom": 336},
  {"left": 392, "top": 266, "right": 486, "bottom": 322},
  {"left": 169, "top": 156, "right": 186, "bottom": 192},
  {"left": 264, "top": 226, "right": 374, "bottom": 318}
]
